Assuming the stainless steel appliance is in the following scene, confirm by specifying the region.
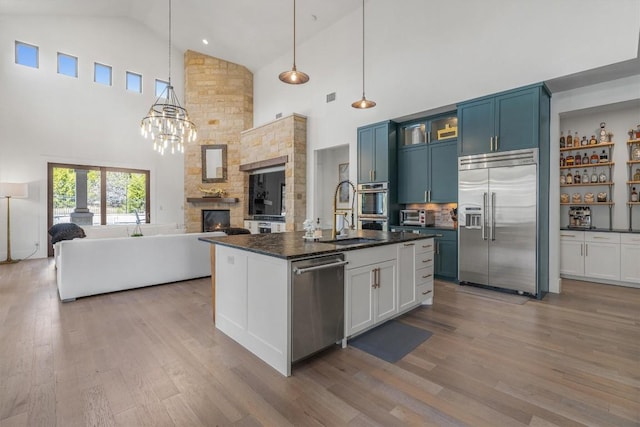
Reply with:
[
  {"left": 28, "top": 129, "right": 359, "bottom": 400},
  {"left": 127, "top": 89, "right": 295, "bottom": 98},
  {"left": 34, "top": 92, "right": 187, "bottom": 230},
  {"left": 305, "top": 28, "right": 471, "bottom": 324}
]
[
  {"left": 458, "top": 148, "right": 538, "bottom": 295},
  {"left": 358, "top": 182, "right": 388, "bottom": 217},
  {"left": 291, "top": 254, "right": 348, "bottom": 362},
  {"left": 568, "top": 206, "right": 592, "bottom": 229},
  {"left": 400, "top": 209, "right": 435, "bottom": 227},
  {"left": 358, "top": 217, "right": 388, "bottom": 231}
]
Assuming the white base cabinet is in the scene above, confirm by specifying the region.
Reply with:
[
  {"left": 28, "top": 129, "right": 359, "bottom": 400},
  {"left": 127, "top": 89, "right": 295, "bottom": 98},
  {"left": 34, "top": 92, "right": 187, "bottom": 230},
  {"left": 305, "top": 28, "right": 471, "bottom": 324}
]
[
  {"left": 620, "top": 234, "right": 640, "bottom": 283},
  {"left": 559, "top": 231, "right": 640, "bottom": 287},
  {"left": 345, "top": 238, "right": 434, "bottom": 338}
]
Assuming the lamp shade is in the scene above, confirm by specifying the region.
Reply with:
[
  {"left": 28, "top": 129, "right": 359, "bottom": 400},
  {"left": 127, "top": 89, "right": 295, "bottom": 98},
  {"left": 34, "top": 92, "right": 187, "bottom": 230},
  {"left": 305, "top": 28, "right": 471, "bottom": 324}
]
[{"left": 0, "top": 183, "right": 29, "bottom": 198}]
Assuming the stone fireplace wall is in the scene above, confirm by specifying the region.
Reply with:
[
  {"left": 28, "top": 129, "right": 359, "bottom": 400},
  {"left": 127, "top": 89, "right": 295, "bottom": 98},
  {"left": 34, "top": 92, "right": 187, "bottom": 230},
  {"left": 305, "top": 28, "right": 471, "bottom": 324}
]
[
  {"left": 183, "top": 50, "right": 253, "bottom": 232},
  {"left": 183, "top": 51, "right": 306, "bottom": 233},
  {"left": 240, "top": 114, "right": 307, "bottom": 231}
]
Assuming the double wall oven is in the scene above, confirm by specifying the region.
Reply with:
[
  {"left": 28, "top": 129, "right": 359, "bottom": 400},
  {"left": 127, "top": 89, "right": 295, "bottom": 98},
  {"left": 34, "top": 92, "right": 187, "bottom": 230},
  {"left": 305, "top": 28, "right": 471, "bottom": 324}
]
[{"left": 357, "top": 182, "right": 388, "bottom": 231}]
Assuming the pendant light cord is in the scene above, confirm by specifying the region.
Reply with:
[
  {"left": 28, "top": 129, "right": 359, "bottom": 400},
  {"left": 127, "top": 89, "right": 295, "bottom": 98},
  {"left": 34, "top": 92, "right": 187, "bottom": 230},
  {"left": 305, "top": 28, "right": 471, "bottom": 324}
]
[
  {"left": 361, "top": 0, "right": 365, "bottom": 97},
  {"left": 168, "top": 0, "right": 172, "bottom": 86},
  {"left": 292, "top": 0, "right": 297, "bottom": 67}
]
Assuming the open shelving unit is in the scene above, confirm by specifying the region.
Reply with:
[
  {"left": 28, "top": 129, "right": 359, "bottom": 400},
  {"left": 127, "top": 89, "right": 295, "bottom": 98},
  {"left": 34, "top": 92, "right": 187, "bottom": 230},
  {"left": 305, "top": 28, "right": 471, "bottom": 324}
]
[
  {"left": 560, "top": 141, "right": 615, "bottom": 229},
  {"left": 626, "top": 139, "right": 640, "bottom": 230}
]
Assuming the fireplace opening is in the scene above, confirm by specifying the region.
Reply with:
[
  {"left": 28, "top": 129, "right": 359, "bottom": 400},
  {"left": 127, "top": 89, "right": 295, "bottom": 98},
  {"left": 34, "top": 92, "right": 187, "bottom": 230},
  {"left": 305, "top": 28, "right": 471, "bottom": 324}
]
[{"left": 202, "top": 209, "right": 230, "bottom": 232}]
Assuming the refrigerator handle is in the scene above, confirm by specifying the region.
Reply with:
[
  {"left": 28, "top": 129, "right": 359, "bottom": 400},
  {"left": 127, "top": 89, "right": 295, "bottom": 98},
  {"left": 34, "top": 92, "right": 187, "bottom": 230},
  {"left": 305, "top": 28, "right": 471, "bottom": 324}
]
[
  {"left": 491, "top": 192, "right": 496, "bottom": 241},
  {"left": 482, "top": 192, "right": 488, "bottom": 240}
]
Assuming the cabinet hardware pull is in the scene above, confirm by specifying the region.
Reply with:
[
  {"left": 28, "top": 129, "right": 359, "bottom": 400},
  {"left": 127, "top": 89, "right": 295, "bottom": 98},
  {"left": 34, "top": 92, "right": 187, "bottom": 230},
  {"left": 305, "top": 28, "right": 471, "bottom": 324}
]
[
  {"left": 580, "top": 243, "right": 583, "bottom": 256},
  {"left": 422, "top": 274, "right": 432, "bottom": 278},
  {"left": 585, "top": 244, "right": 588, "bottom": 257},
  {"left": 422, "top": 290, "right": 432, "bottom": 295},
  {"left": 490, "top": 136, "right": 494, "bottom": 152},
  {"left": 495, "top": 135, "right": 499, "bottom": 151},
  {"left": 422, "top": 244, "right": 432, "bottom": 248},
  {"left": 423, "top": 259, "right": 432, "bottom": 263},
  {"left": 592, "top": 236, "right": 608, "bottom": 239},
  {"left": 404, "top": 243, "right": 415, "bottom": 247},
  {"left": 427, "top": 190, "right": 431, "bottom": 202},
  {"left": 436, "top": 242, "right": 440, "bottom": 254},
  {"left": 560, "top": 234, "right": 575, "bottom": 237},
  {"left": 424, "top": 191, "right": 427, "bottom": 202},
  {"left": 435, "top": 234, "right": 443, "bottom": 237}
]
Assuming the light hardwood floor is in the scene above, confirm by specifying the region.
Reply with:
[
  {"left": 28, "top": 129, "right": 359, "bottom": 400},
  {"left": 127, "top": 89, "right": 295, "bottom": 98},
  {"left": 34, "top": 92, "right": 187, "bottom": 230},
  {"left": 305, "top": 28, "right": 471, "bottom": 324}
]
[{"left": 1, "top": 259, "right": 638, "bottom": 426}]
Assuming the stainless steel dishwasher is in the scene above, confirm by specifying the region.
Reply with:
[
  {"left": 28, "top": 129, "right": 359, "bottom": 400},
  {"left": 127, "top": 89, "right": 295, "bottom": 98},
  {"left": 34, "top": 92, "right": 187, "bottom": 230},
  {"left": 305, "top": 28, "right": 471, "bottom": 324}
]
[{"left": 291, "top": 254, "right": 348, "bottom": 363}]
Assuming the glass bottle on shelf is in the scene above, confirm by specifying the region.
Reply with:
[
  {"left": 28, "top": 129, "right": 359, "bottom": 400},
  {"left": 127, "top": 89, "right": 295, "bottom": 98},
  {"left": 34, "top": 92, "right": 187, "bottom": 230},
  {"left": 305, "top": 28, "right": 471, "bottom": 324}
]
[
  {"left": 599, "top": 170, "right": 607, "bottom": 183},
  {"left": 574, "top": 170, "right": 581, "bottom": 184},
  {"left": 560, "top": 173, "right": 566, "bottom": 184},
  {"left": 575, "top": 132, "right": 580, "bottom": 145},
  {"left": 599, "top": 150, "right": 608, "bottom": 163},
  {"left": 566, "top": 131, "right": 573, "bottom": 147},
  {"left": 575, "top": 153, "right": 582, "bottom": 166},
  {"left": 566, "top": 171, "right": 573, "bottom": 185},
  {"left": 589, "top": 135, "right": 597, "bottom": 145},
  {"left": 599, "top": 122, "right": 608, "bottom": 143},
  {"left": 581, "top": 136, "right": 588, "bottom": 146},
  {"left": 566, "top": 154, "right": 574, "bottom": 166},
  {"left": 582, "top": 152, "right": 589, "bottom": 165},
  {"left": 632, "top": 187, "right": 639, "bottom": 202},
  {"left": 559, "top": 131, "right": 565, "bottom": 148},
  {"left": 632, "top": 145, "right": 640, "bottom": 161},
  {"left": 591, "top": 170, "right": 599, "bottom": 183},
  {"left": 582, "top": 169, "right": 589, "bottom": 184},
  {"left": 560, "top": 153, "right": 565, "bottom": 167},
  {"left": 590, "top": 151, "right": 599, "bottom": 164},
  {"left": 634, "top": 168, "right": 640, "bottom": 182}
]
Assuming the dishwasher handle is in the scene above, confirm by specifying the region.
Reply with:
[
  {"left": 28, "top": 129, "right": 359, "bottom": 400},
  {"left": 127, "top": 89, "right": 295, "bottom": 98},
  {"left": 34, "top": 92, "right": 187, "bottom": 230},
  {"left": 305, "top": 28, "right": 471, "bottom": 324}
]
[{"left": 293, "top": 260, "right": 349, "bottom": 275}]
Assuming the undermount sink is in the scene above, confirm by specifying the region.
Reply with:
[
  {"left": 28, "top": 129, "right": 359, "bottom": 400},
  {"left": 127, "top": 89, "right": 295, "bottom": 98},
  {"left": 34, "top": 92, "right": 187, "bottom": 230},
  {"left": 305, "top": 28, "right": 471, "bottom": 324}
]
[{"left": 320, "top": 237, "right": 380, "bottom": 245}]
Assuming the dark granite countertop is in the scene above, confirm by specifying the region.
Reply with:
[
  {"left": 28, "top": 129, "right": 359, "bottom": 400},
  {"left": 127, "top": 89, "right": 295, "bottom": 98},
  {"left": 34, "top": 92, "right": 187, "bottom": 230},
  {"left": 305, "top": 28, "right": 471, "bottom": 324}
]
[
  {"left": 390, "top": 225, "right": 458, "bottom": 232},
  {"left": 199, "top": 229, "right": 435, "bottom": 260},
  {"left": 560, "top": 227, "right": 640, "bottom": 233}
]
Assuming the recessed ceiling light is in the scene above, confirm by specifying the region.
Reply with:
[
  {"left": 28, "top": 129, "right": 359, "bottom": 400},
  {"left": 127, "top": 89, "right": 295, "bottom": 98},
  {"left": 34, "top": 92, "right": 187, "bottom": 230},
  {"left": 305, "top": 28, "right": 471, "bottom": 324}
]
[{"left": 202, "top": 39, "right": 209, "bottom": 45}]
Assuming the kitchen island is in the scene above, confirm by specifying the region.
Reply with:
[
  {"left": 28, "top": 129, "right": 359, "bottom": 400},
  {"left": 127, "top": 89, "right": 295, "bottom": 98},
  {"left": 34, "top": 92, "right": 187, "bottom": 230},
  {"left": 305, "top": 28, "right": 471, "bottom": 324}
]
[{"left": 199, "top": 230, "right": 435, "bottom": 376}]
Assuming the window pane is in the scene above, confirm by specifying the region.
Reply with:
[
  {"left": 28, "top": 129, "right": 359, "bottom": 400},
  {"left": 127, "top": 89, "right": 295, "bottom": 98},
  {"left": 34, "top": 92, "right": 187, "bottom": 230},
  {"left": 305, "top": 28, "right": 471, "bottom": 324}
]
[
  {"left": 52, "top": 167, "right": 101, "bottom": 225},
  {"left": 57, "top": 53, "right": 78, "bottom": 77},
  {"left": 155, "top": 79, "right": 169, "bottom": 97},
  {"left": 15, "top": 41, "right": 38, "bottom": 68},
  {"left": 126, "top": 71, "right": 142, "bottom": 93},
  {"left": 94, "top": 63, "right": 112, "bottom": 86},
  {"left": 106, "top": 171, "right": 147, "bottom": 224}
]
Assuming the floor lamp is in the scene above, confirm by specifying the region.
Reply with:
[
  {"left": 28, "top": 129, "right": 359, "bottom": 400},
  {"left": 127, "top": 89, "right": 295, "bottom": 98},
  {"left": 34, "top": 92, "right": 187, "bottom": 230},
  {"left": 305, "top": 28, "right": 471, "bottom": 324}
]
[{"left": 0, "top": 182, "right": 29, "bottom": 265}]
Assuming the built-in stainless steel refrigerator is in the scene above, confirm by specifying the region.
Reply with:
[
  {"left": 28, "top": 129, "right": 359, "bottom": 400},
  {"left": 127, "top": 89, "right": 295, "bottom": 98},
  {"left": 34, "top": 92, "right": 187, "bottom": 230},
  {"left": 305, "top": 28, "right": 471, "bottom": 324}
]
[{"left": 458, "top": 148, "right": 538, "bottom": 295}]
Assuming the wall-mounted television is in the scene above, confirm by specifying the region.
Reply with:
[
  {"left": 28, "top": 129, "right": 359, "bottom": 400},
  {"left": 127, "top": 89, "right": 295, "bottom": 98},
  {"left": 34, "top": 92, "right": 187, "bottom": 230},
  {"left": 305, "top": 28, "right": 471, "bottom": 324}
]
[{"left": 248, "top": 167, "right": 285, "bottom": 217}]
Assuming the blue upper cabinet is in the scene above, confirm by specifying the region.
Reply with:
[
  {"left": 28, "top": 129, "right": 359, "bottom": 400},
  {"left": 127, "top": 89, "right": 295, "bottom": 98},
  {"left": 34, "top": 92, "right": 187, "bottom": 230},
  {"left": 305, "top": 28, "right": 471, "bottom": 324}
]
[
  {"left": 397, "top": 113, "right": 458, "bottom": 204},
  {"left": 458, "top": 83, "right": 551, "bottom": 156},
  {"left": 357, "top": 121, "right": 396, "bottom": 184}
]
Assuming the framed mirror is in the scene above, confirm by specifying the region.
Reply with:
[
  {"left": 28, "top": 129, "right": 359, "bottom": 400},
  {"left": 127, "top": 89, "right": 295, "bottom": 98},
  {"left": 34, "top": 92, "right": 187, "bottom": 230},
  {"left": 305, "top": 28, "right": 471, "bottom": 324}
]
[{"left": 201, "top": 144, "right": 227, "bottom": 182}]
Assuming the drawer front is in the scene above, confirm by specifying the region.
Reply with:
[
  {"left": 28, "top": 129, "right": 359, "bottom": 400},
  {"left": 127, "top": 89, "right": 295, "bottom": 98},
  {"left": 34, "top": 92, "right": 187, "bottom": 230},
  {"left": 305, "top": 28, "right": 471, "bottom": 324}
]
[
  {"left": 585, "top": 231, "right": 620, "bottom": 244},
  {"left": 416, "top": 281, "right": 434, "bottom": 301},
  {"left": 434, "top": 229, "right": 457, "bottom": 241},
  {"left": 415, "top": 238, "right": 435, "bottom": 254},
  {"left": 559, "top": 231, "right": 584, "bottom": 242},
  {"left": 415, "top": 250, "right": 434, "bottom": 268},
  {"left": 416, "top": 265, "right": 434, "bottom": 286},
  {"left": 620, "top": 233, "right": 640, "bottom": 245}
]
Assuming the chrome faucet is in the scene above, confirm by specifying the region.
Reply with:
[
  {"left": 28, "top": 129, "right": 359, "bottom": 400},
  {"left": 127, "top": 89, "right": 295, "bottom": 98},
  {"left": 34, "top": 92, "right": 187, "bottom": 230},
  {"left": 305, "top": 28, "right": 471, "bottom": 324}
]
[{"left": 332, "top": 180, "right": 357, "bottom": 239}]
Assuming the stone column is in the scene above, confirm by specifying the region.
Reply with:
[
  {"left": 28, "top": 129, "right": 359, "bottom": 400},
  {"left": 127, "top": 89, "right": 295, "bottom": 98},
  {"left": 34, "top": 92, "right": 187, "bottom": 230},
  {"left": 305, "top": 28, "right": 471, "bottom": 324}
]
[{"left": 70, "top": 169, "right": 94, "bottom": 225}]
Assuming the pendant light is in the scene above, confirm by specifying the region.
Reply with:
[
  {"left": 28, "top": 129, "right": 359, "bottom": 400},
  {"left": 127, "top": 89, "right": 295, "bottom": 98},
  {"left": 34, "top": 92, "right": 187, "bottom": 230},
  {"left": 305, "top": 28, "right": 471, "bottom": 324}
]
[
  {"left": 140, "top": 0, "right": 196, "bottom": 155},
  {"left": 279, "top": 0, "right": 310, "bottom": 84},
  {"left": 352, "top": 0, "right": 376, "bottom": 109}
]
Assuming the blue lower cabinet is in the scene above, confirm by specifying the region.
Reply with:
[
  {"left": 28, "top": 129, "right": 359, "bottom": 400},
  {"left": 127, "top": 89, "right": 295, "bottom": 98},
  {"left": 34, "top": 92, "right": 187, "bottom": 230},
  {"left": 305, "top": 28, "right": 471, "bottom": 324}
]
[{"left": 434, "top": 230, "right": 457, "bottom": 281}]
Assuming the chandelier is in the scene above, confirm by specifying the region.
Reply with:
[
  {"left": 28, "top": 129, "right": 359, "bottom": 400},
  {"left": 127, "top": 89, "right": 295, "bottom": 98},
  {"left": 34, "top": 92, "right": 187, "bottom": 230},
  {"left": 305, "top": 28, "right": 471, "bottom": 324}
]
[{"left": 140, "top": 0, "right": 196, "bottom": 155}]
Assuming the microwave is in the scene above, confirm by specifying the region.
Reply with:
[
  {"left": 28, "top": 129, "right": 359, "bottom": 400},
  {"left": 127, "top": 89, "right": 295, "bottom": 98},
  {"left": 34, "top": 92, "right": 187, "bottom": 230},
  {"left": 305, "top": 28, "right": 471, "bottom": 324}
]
[{"left": 400, "top": 209, "right": 435, "bottom": 227}]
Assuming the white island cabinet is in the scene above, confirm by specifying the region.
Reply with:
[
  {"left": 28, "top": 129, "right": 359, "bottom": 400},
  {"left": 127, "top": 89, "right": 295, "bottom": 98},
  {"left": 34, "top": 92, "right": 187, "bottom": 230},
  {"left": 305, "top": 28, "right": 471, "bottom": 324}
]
[{"left": 206, "top": 231, "right": 435, "bottom": 377}]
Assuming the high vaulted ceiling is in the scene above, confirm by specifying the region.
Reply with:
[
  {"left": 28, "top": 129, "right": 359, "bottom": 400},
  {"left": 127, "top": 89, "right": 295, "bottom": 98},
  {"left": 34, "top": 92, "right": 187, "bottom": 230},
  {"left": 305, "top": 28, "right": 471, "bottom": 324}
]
[{"left": 0, "top": 0, "right": 361, "bottom": 72}]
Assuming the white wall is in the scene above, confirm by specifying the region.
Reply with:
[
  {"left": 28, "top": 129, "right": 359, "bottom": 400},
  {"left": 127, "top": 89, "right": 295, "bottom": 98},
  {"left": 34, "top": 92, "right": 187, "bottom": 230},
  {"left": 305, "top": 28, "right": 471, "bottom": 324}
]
[{"left": 0, "top": 15, "right": 186, "bottom": 259}]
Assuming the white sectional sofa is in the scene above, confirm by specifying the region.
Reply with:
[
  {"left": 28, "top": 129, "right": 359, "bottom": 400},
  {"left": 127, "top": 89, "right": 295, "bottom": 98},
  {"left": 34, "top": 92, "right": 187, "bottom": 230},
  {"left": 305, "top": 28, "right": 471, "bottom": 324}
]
[{"left": 54, "top": 225, "right": 225, "bottom": 301}]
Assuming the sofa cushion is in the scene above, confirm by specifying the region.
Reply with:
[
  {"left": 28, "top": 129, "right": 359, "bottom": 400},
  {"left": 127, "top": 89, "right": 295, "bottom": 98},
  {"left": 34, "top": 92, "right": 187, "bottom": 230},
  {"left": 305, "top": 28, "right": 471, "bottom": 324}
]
[{"left": 48, "top": 223, "right": 86, "bottom": 244}]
